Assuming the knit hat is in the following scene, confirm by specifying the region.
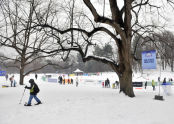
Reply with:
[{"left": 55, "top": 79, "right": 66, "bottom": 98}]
[{"left": 29, "top": 79, "right": 34, "bottom": 83}]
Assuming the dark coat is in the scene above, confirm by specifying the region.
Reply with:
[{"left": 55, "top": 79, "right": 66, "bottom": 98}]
[{"left": 25, "top": 81, "right": 39, "bottom": 95}]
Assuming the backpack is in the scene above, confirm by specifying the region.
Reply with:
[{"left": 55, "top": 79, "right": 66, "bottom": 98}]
[{"left": 34, "top": 84, "right": 40, "bottom": 93}]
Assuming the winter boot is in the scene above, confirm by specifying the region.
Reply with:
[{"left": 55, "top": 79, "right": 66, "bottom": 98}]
[
  {"left": 35, "top": 102, "right": 42, "bottom": 105},
  {"left": 24, "top": 103, "right": 31, "bottom": 106}
]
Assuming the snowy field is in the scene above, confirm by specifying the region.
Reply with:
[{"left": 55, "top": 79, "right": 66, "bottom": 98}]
[{"left": 0, "top": 72, "right": 174, "bottom": 124}]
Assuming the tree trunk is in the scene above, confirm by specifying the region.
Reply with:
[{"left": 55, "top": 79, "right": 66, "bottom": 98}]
[
  {"left": 112, "top": 40, "right": 135, "bottom": 97},
  {"left": 19, "top": 67, "right": 24, "bottom": 85},
  {"left": 162, "top": 59, "right": 164, "bottom": 70},
  {"left": 117, "top": 0, "right": 134, "bottom": 97},
  {"left": 171, "top": 59, "right": 173, "bottom": 72},
  {"left": 119, "top": 68, "right": 134, "bottom": 97}
]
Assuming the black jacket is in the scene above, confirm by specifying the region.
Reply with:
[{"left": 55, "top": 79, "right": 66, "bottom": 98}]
[{"left": 25, "top": 82, "right": 39, "bottom": 95}]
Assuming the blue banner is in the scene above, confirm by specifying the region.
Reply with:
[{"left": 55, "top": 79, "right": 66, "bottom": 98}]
[
  {"left": 0, "top": 71, "right": 6, "bottom": 76},
  {"left": 142, "top": 50, "right": 156, "bottom": 69},
  {"left": 48, "top": 78, "right": 58, "bottom": 83}
]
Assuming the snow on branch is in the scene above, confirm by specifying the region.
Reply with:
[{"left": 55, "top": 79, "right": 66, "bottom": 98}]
[{"left": 83, "top": 55, "right": 117, "bottom": 66}]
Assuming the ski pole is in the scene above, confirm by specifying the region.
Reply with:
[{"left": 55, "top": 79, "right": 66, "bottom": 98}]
[{"left": 19, "top": 88, "right": 26, "bottom": 104}]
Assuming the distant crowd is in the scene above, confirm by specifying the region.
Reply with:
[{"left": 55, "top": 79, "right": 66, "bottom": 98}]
[
  {"left": 102, "top": 78, "right": 120, "bottom": 89},
  {"left": 58, "top": 75, "right": 79, "bottom": 87},
  {"left": 4, "top": 73, "right": 173, "bottom": 96}
]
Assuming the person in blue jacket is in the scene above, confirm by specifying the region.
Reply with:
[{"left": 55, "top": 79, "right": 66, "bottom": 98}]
[
  {"left": 24, "top": 79, "right": 42, "bottom": 106},
  {"left": 162, "top": 78, "right": 167, "bottom": 84}
]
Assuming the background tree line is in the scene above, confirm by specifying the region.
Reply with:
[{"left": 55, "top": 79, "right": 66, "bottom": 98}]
[{"left": 0, "top": 43, "right": 114, "bottom": 73}]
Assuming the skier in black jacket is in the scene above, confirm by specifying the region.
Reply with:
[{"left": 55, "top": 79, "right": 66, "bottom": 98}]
[{"left": 24, "top": 79, "right": 42, "bottom": 106}]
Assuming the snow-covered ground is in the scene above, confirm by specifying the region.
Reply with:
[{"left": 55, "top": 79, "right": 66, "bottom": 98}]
[{"left": 0, "top": 72, "right": 174, "bottom": 124}]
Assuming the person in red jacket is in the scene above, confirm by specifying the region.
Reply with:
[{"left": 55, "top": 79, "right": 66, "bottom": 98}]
[{"left": 24, "top": 79, "right": 41, "bottom": 106}]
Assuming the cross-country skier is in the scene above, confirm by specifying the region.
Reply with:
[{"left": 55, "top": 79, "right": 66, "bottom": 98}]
[
  {"left": 35, "top": 73, "right": 38, "bottom": 80},
  {"left": 24, "top": 79, "right": 42, "bottom": 106}
]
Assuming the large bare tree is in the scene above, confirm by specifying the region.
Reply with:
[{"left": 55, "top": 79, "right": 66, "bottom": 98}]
[
  {"left": 0, "top": 0, "right": 172, "bottom": 96},
  {"left": 0, "top": 0, "right": 58, "bottom": 85},
  {"left": 34, "top": 0, "right": 174, "bottom": 97}
]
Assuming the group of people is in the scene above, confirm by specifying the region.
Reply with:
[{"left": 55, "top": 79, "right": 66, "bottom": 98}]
[
  {"left": 24, "top": 75, "right": 80, "bottom": 106},
  {"left": 102, "top": 78, "right": 120, "bottom": 89},
  {"left": 144, "top": 77, "right": 173, "bottom": 91},
  {"left": 13, "top": 75, "right": 174, "bottom": 107},
  {"left": 6, "top": 72, "right": 173, "bottom": 106},
  {"left": 5, "top": 74, "right": 17, "bottom": 87},
  {"left": 5, "top": 74, "right": 41, "bottom": 106},
  {"left": 102, "top": 78, "right": 110, "bottom": 88},
  {"left": 58, "top": 75, "right": 74, "bottom": 85}
]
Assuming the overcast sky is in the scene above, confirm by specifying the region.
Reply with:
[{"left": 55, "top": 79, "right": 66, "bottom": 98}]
[{"left": 1, "top": 0, "right": 174, "bottom": 57}]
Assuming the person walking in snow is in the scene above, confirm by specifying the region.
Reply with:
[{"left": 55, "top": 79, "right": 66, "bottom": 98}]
[
  {"left": 152, "top": 80, "right": 156, "bottom": 91},
  {"left": 58, "top": 76, "right": 62, "bottom": 84},
  {"left": 102, "top": 81, "right": 104, "bottom": 88},
  {"left": 68, "top": 78, "right": 70, "bottom": 84},
  {"left": 162, "top": 77, "right": 170, "bottom": 95},
  {"left": 105, "top": 79, "right": 107, "bottom": 88},
  {"left": 106, "top": 78, "right": 110, "bottom": 88},
  {"left": 5, "top": 74, "right": 8, "bottom": 81},
  {"left": 144, "top": 81, "right": 147, "bottom": 89},
  {"left": 71, "top": 78, "right": 73, "bottom": 85},
  {"left": 10, "top": 75, "right": 14, "bottom": 87},
  {"left": 35, "top": 73, "right": 38, "bottom": 80},
  {"left": 24, "top": 79, "right": 41, "bottom": 106},
  {"left": 76, "top": 77, "right": 79, "bottom": 87},
  {"left": 116, "top": 81, "right": 119, "bottom": 89},
  {"left": 62, "top": 78, "right": 65, "bottom": 85},
  {"left": 163, "top": 78, "right": 167, "bottom": 84}
]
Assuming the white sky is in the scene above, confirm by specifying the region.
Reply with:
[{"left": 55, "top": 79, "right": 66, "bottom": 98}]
[{"left": 1, "top": 0, "right": 174, "bottom": 57}]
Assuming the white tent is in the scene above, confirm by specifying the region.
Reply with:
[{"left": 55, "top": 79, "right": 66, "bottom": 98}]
[
  {"left": 74, "top": 69, "right": 83, "bottom": 73},
  {"left": 73, "top": 69, "right": 83, "bottom": 76}
]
